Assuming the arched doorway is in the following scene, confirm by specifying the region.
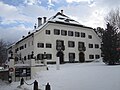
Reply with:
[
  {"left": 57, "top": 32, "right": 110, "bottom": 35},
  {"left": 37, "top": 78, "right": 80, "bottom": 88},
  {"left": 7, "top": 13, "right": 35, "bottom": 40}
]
[
  {"left": 57, "top": 51, "right": 64, "bottom": 64},
  {"left": 79, "top": 52, "right": 85, "bottom": 63}
]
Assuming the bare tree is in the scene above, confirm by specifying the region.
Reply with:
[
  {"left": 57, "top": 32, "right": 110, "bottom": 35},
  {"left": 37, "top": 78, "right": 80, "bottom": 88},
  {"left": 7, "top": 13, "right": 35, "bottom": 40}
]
[
  {"left": 0, "top": 39, "right": 12, "bottom": 65},
  {"left": 0, "top": 39, "right": 7, "bottom": 65},
  {"left": 105, "top": 8, "right": 120, "bottom": 30}
]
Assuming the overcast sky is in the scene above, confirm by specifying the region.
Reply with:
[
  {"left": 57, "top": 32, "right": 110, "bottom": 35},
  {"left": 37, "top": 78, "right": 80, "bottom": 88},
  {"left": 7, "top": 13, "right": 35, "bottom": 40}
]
[{"left": 0, "top": 0, "right": 120, "bottom": 42}]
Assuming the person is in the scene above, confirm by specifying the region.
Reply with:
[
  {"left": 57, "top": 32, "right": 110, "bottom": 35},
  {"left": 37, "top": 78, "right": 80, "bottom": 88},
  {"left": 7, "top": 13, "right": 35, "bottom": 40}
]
[{"left": 45, "top": 83, "right": 51, "bottom": 90}]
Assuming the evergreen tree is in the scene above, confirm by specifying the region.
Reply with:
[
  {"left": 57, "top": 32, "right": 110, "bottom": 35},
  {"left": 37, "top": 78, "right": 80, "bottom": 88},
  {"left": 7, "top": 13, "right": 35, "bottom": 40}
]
[{"left": 102, "top": 23, "right": 119, "bottom": 65}]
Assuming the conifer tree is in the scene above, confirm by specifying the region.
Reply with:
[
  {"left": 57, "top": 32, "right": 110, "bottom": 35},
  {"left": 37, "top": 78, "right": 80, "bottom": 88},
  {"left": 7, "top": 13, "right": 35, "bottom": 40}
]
[{"left": 102, "top": 23, "right": 119, "bottom": 65}]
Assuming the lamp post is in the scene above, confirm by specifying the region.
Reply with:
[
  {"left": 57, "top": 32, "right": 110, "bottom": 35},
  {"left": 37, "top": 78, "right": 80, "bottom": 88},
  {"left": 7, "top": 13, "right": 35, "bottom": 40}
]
[
  {"left": 8, "top": 50, "right": 14, "bottom": 82},
  {"left": 31, "top": 51, "right": 34, "bottom": 59},
  {"left": 43, "top": 52, "right": 47, "bottom": 66},
  {"left": 56, "top": 45, "right": 62, "bottom": 70}
]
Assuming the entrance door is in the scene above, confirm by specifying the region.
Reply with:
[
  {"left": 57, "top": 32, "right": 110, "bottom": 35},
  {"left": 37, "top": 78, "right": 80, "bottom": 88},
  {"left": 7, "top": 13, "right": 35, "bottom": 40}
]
[
  {"left": 57, "top": 51, "right": 64, "bottom": 64},
  {"left": 69, "top": 53, "right": 75, "bottom": 63},
  {"left": 79, "top": 52, "right": 85, "bottom": 62}
]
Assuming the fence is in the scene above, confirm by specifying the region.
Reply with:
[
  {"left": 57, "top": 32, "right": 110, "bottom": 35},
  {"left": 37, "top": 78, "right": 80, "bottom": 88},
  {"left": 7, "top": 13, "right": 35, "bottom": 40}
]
[{"left": 19, "top": 78, "right": 51, "bottom": 90}]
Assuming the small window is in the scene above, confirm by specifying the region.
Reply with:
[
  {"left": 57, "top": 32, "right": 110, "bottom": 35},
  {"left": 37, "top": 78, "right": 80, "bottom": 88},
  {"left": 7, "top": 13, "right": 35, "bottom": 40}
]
[
  {"left": 28, "top": 41, "right": 30, "bottom": 47},
  {"left": 15, "top": 48, "right": 19, "bottom": 53},
  {"left": 75, "top": 32, "right": 80, "bottom": 37},
  {"left": 89, "top": 44, "right": 93, "bottom": 48},
  {"left": 88, "top": 35, "right": 92, "bottom": 39},
  {"left": 46, "top": 43, "right": 52, "bottom": 48},
  {"left": 37, "top": 43, "right": 44, "bottom": 48},
  {"left": 54, "top": 29, "right": 60, "bottom": 35},
  {"left": 68, "top": 31, "right": 74, "bottom": 36},
  {"left": 61, "top": 30, "right": 67, "bottom": 36},
  {"left": 32, "top": 41, "right": 33, "bottom": 45},
  {"left": 81, "top": 32, "right": 85, "bottom": 38},
  {"left": 25, "top": 44, "right": 26, "bottom": 48},
  {"left": 46, "top": 30, "right": 50, "bottom": 35},
  {"left": 20, "top": 46, "right": 24, "bottom": 50},
  {"left": 46, "top": 54, "right": 52, "bottom": 59},
  {"left": 68, "top": 41, "right": 75, "bottom": 47},
  {"left": 95, "top": 44, "right": 99, "bottom": 48},
  {"left": 24, "top": 56, "right": 26, "bottom": 60},
  {"left": 89, "top": 55, "right": 94, "bottom": 59},
  {"left": 78, "top": 42, "right": 84, "bottom": 48},
  {"left": 95, "top": 55, "right": 100, "bottom": 59}
]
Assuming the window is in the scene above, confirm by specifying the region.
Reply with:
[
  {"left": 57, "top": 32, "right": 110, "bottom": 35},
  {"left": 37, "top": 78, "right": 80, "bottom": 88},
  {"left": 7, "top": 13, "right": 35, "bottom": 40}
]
[
  {"left": 32, "top": 41, "right": 33, "bottom": 45},
  {"left": 56, "top": 40, "right": 65, "bottom": 50},
  {"left": 68, "top": 31, "right": 74, "bottom": 36},
  {"left": 68, "top": 41, "right": 75, "bottom": 47},
  {"left": 61, "top": 30, "right": 67, "bottom": 36},
  {"left": 25, "top": 44, "right": 26, "bottom": 48},
  {"left": 75, "top": 32, "right": 80, "bottom": 37},
  {"left": 46, "top": 54, "right": 52, "bottom": 59},
  {"left": 95, "top": 55, "right": 100, "bottom": 59},
  {"left": 46, "top": 43, "right": 52, "bottom": 48},
  {"left": 37, "top": 43, "right": 44, "bottom": 48},
  {"left": 69, "top": 53, "right": 75, "bottom": 62},
  {"left": 20, "top": 46, "right": 24, "bottom": 50},
  {"left": 37, "top": 54, "right": 43, "bottom": 60},
  {"left": 81, "top": 32, "right": 85, "bottom": 38},
  {"left": 46, "top": 30, "right": 50, "bottom": 35},
  {"left": 88, "top": 35, "right": 92, "bottom": 39},
  {"left": 54, "top": 29, "right": 60, "bottom": 35},
  {"left": 15, "top": 48, "right": 19, "bottom": 53},
  {"left": 89, "top": 55, "right": 94, "bottom": 59},
  {"left": 78, "top": 42, "right": 84, "bottom": 48},
  {"left": 28, "top": 41, "right": 30, "bottom": 47},
  {"left": 95, "top": 44, "right": 99, "bottom": 48},
  {"left": 24, "top": 56, "right": 26, "bottom": 60},
  {"left": 89, "top": 44, "right": 93, "bottom": 48}
]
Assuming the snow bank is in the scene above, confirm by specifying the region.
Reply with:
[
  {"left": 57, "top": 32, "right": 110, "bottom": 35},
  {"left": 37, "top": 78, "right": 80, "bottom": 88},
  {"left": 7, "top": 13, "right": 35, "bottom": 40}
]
[{"left": 0, "top": 62, "right": 120, "bottom": 90}]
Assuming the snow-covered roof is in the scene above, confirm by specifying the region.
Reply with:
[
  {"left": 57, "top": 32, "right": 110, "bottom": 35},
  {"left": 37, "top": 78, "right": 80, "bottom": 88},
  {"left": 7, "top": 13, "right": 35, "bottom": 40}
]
[
  {"left": 13, "top": 11, "right": 93, "bottom": 46},
  {"left": 48, "top": 12, "right": 81, "bottom": 25},
  {"left": 36, "top": 11, "right": 92, "bottom": 32}
]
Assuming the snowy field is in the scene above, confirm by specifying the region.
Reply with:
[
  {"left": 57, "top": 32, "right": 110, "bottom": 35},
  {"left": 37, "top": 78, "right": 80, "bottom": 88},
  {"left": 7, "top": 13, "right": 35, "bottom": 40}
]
[{"left": 1, "top": 61, "right": 120, "bottom": 90}]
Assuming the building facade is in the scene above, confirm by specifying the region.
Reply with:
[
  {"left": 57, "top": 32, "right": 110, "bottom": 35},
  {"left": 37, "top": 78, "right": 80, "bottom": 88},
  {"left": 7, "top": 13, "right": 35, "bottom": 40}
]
[{"left": 8, "top": 10, "right": 101, "bottom": 64}]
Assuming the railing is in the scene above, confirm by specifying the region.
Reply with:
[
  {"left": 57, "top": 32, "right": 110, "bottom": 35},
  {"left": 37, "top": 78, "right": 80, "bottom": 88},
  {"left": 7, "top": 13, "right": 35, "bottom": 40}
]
[{"left": 18, "top": 78, "right": 51, "bottom": 90}]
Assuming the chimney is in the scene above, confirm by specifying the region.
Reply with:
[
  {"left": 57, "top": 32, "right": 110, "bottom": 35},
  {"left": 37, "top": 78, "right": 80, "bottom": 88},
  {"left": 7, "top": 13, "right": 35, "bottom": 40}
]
[
  {"left": 43, "top": 17, "right": 47, "bottom": 23},
  {"left": 28, "top": 31, "right": 30, "bottom": 35},
  {"left": 61, "top": 10, "right": 63, "bottom": 14},
  {"left": 22, "top": 36, "right": 25, "bottom": 38},
  {"left": 34, "top": 23, "right": 37, "bottom": 29},
  {"left": 38, "top": 17, "right": 42, "bottom": 27}
]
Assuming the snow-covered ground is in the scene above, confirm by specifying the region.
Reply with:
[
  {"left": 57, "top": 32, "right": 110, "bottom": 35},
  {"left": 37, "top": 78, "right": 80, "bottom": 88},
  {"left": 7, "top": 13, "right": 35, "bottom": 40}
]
[{"left": 1, "top": 61, "right": 120, "bottom": 90}]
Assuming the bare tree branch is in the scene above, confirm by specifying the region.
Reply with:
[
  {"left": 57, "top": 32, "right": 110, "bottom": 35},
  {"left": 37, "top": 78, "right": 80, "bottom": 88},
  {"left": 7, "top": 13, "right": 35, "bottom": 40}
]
[{"left": 105, "top": 8, "right": 120, "bottom": 31}]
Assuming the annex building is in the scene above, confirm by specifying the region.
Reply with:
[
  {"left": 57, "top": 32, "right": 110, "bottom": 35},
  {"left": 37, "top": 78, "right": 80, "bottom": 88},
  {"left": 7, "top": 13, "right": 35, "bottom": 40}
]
[{"left": 8, "top": 10, "right": 101, "bottom": 64}]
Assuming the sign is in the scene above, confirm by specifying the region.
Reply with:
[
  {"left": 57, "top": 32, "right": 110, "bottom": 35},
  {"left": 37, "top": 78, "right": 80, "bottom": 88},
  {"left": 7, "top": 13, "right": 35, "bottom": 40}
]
[
  {"left": 15, "top": 68, "right": 31, "bottom": 77},
  {"left": 9, "top": 68, "right": 14, "bottom": 72}
]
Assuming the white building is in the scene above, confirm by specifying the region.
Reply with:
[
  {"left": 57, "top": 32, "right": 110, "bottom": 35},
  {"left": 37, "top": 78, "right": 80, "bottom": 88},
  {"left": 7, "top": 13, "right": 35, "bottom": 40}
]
[{"left": 8, "top": 10, "right": 101, "bottom": 65}]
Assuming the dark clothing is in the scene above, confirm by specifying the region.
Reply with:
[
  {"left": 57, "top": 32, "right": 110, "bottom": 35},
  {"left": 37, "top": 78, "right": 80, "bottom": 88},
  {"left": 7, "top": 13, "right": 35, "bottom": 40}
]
[{"left": 45, "top": 83, "right": 51, "bottom": 90}]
